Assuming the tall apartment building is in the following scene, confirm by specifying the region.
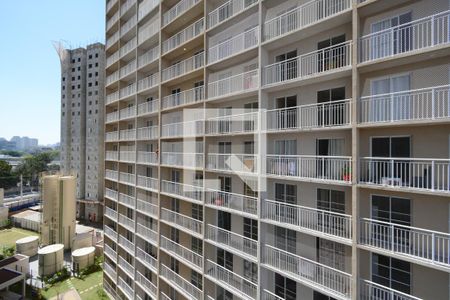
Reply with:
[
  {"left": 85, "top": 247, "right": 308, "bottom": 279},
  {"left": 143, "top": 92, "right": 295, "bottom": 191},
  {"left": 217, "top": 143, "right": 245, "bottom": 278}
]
[
  {"left": 103, "top": 0, "right": 450, "bottom": 299},
  {"left": 58, "top": 43, "right": 106, "bottom": 222}
]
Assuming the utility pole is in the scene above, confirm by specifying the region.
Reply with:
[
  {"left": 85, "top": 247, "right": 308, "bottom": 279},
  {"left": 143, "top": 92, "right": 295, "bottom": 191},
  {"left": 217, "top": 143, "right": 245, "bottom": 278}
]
[{"left": 20, "top": 174, "right": 23, "bottom": 200}]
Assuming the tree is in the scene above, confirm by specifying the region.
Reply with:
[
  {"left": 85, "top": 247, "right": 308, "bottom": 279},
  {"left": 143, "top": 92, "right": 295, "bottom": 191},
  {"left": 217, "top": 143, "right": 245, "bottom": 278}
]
[
  {"left": 0, "top": 160, "right": 18, "bottom": 189},
  {"left": 14, "top": 151, "right": 58, "bottom": 185},
  {"left": 0, "top": 150, "right": 24, "bottom": 157}
]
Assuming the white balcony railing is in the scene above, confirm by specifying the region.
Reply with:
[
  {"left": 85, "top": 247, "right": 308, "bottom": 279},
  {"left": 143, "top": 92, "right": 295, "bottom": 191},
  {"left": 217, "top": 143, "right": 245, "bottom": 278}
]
[
  {"left": 118, "top": 235, "right": 134, "bottom": 254},
  {"left": 137, "top": 125, "right": 159, "bottom": 140},
  {"left": 266, "top": 155, "right": 352, "bottom": 183},
  {"left": 104, "top": 225, "right": 118, "bottom": 240},
  {"left": 205, "top": 260, "right": 257, "bottom": 300},
  {"left": 359, "top": 85, "right": 450, "bottom": 124},
  {"left": 119, "top": 106, "right": 136, "bottom": 120},
  {"left": 161, "top": 180, "right": 203, "bottom": 202},
  {"left": 107, "top": 11, "right": 119, "bottom": 30},
  {"left": 137, "top": 99, "right": 159, "bottom": 116},
  {"left": 137, "top": 151, "right": 158, "bottom": 165},
  {"left": 208, "top": 26, "right": 259, "bottom": 64},
  {"left": 106, "top": 0, "right": 118, "bottom": 12},
  {"left": 138, "top": 46, "right": 159, "bottom": 68},
  {"left": 118, "top": 277, "right": 134, "bottom": 300},
  {"left": 263, "top": 245, "right": 351, "bottom": 299},
  {"left": 121, "top": 17, "right": 137, "bottom": 37},
  {"left": 263, "top": 199, "right": 352, "bottom": 242},
  {"left": 359, "top": 157, "right": 450, "bottom": 193},
  {"left": 105, "top": 131, "right": 119, "bottom": 142},
  {"left": 360, "top": 10, "right": 450, "bottom": 63},
  {"left": 104, "top": 244, "right": 117, "bottom": 260},
  {"left": 266, "top": 99, "right": 351, "bottom": 131},
  {"left": 104, "top": 262, "right": 117, "bottom": 281},
  {"left": 137, "top": 223, "right": 158, "bottom": 244},
  {"left": 359, "top": 280, "right": 422, "bottom": 300},
  {"left": 120, "top": 37, "right": 137, "bottom": 58},
  {"left": 105, "top": 150, "right": 119, "bottom": 160},
  {"left": 107, "top": 50, "right": 120, "bottom": 67},
  {"left": 162, "top": 52, "right": 204, "bottom": 82},
  {"left": 163, "top": 0, "right": 201, "bottom": 26},
  {"left": 119, "top": 129, "right": 136, "bottom": 141},
  {"left": 161, "top": 120, "right": 204, "bottom": 137},
  {"left": 137, "top": 199, "right": 158, "bottom": 218},
  {"left": 261, "top": 290, "right": 285, "bottom": 300},
  {"left": 105, "top": 207, "right": 118, "bottom": 220},
  {"left": 138, "top": 0, "right": 159, "bottom": 21},
  {"left": 119, "top": 150, "right": 135, "bottom": 162},
  {"left": 106, "top": 91, "right": 120, "bottom": 105},
  {"left": 137, "top": 175, "right": 158, "bottom": 191},
  {"left": 207, "top": 153, "right": 257, "bottom": 173},
  {"left": 205, "top": 189, "right": 257, "bottom": 217},
  {"left": 119, "top": 193, "right": 135, "bottom": 208},
  {"left": 264, "top": 0, "right": 351, "bottom": 41},
  {"left": 360, "top": 218, "right": 450, "bottom": 268},
  {"left": 119, "top": 172, "right": 135, "bottom": 185},
  {"left": 162, "top": 86, "right": 204, "bottom": 110},
  {"left": 208, "top": 0, "right": 258, "bottom": 28},
  {"left": 263, "top": 41, "right": 352, "bottom": 86},
  {"left": 118, "top": 256, "right": 135, "bottom": 278},
  {"left": 160, "top": 235, "right": 203, "bottom": 270},
  {"left": 119, "top": 213, "right": 135, "bottom": 231},
  {"left": 120, "top": 83, "right": 136, "bottom": 99},
  {"left": 161, "top": 208, "right": 203, "bottom": 236},
  {"left": 105, "top": 188, "right": 119, "bottom": 201},
  {"left": 161, "top": 152, "right": 203, "bottom": 168},
  {"left": 119, "top": 60, "right": 136, "bottom": 79},
  {"left": 206, "top": 111, "right": 257, "bottom": 135},
  {"left": 208, "top": 69, "right": 259, "bottom": 99},
  {"left": 136, "top": 247, "right": 158, "bottom": 271},
  {"left": 106, "top": 70, "right": 119, "bottom": 86},
  {"left": 106, "top": 111, "right": 119, "bottom": 123},
  {"left": 106, "top": 31, "right": 119, "bottom": 48},
  {"left": 160, "top": 264, "right": 203, "bottom": 300},
  {"left": 138, "top": 18, "right": 160, "bottom": 44},
  {"left": 121, "top": 0, "right": 136, "bottom": 16},
  {"left": 138, "top": 73, "right": 159, "bottom": 92},
  {"left": 163, "top": 18, "right": 204, "bottom": 54},
  {"left": 206, "top": 224, "right": 257, "bottom": 259},
  {"left": 105, "top": 169, "right": 119, "bottom": 181},
  {"left": 136, "top": 271, "right": 157, "bottom": 298}
]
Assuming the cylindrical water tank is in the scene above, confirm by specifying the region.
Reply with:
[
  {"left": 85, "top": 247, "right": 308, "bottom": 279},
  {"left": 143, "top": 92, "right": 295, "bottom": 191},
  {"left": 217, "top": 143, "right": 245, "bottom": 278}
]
[
  {"left": 16, "top": 236, "right": 39, "bottom": 257},
  {"left": 38, "top": 244, "right": 64, "bottom": 276},
  {"left": 71, "top": 246, "right": 96, "bottom": 272}
]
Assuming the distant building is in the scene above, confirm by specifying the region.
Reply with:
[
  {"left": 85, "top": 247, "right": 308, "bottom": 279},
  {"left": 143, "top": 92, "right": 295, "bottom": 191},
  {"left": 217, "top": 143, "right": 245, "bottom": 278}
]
[
  {"left": 10, "top": 136, "right": 38, "bottom": 151},
  {"left": 0, "top": 138, "right": 16, "bottom": 151},
  {"left": 56, "top": 42, "right": 105, "bottom": 222}
]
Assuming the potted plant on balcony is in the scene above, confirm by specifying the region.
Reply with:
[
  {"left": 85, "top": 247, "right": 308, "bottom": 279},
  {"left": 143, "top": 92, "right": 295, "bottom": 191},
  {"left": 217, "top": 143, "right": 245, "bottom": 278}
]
[{"left": 342, "top": 166, "right": 351, "bottom": 182}]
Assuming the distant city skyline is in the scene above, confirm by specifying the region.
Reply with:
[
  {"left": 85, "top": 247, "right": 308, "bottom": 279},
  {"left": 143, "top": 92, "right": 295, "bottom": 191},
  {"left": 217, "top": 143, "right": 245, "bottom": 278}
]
[{"left": 0, "top": 0, "right": 105, "bottom": 144}]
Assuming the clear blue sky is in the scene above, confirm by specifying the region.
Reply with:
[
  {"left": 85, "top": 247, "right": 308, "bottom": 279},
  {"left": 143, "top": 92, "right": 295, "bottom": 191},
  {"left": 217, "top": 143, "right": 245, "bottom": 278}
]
[{"left": 0, "top": 0, "right": 105, "bottom": 145}]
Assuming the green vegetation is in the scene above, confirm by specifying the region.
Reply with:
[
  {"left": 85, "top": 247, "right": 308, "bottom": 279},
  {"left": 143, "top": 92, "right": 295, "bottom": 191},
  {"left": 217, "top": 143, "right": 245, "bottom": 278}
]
[
  {"left": 0, "top": 227, "right": 37, "bottom": 255},
  {"left": 75, "top": 256, "right": 103, "bottom": 279},
  {"left": 0, "top": 160, "right": 19, "bottom": 189},
  {"left": 0, "top": 150, "right": 24, "bottom": 157},
  {"left": 15, "top": 150, "right": 59, "bottom": 185}
]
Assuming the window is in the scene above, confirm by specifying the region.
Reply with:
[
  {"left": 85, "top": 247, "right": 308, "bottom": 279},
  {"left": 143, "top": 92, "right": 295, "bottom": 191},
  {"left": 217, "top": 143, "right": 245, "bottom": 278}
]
[
  {"left": 317, "top": 34, "right": 346, "bottom": 72},
  {"left": 243, "top": 218, "right": 257, "bottom": 241},
  {"left": 89, "top": 55, "right": 92, "bottom": 59},
  {"left": 317, "top": 189, "right": 345, "bottom": 214},
  {"left": 275, "top": 183, "right": 296, "bottom": 204},
  {"left": 191, "top": 270, "right": 202, "bottom": 289},
  {"left": 191, "top": 237, "right": 202, "bottom": 255},
  {"left": 317, "top": 238, "right": 345, "bottom": 270},
  {"left": 192, "top": 204, "right": 203, "bottom": 221},
  {"left": 217, "top": 249, "right": 233, "bottom": 270},
  {"left": 275, "top": 226, "right": 296, "bottom": 253},
  {"left": 317, "top": 87, "right": 346, "bottom": 125},
  {"left": 275, "top": 50, "right": 298, "bottom": 81},
  {"left": 371, "top": 195, "right": 410, "bottom": 226},
  {"left": 275, "top": 273, "right": 296, "bottom": 300},
  {"left": 372, "top": 253, "right": 411, "bottom": 294},
  {"left": 243, "top": 260, "right": 257, "bottom": 284}
]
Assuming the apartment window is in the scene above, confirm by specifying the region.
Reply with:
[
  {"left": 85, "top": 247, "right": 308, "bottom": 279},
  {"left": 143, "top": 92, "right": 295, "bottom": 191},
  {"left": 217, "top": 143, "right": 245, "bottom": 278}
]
[
  {"left": 191, "top": 270, "right": 202, "bottom": 289},
  {"left": 371, "top": 195, "right": 410, "bottom": 226},
  {"left": 77, "top": 58, "right": 81, "bottom": 62},
  {"left": 218, "top": 211, "right": 231, "bottom": 231},
  {"left": 88, "top": 83, "right": 92, "bottom": 87},
  {"left": 217, "top": 287, "right": 233, "bottom": 300},
  {"left": 72, "top": 76, "right": 75, "bottom": 81},
  {"left": 171, "top": 198, "right": 179, "bottom": 213},
  {"left": 244, "top": 141, "right": 254, "bottom": 154},
  {"left": 77, "top": 75, "right": 80, "bottom": 80},
  {"left": 72, "top": 68, "right": 75, "bottom": 72},
  {"left": 275, "top": 183, "right": 296, "bottom": 204},
  {"left": 244, "top": 182, "right": 257, "bottom": 198},
  {"left": 170, "top": 227, "right": 179, "bottom": 243},
  {"left": 243, "top": 218, "right": 257, "bottom": 241},
  {"left": 243, "top": 260, "right": 257, "bottom": 284},
  {"left": 217, "top": 249, "right": 233, "bottom": 271},
  {"left": 274, "top": 139, "right": 296, "bottom": 155},
  {"left": 71, "top": 59, "right": 75, "bottom": 63},
  {"left": 88, "top": 73, "right": 92, "bottom": 78},
  {"left": 89, "top": 55, "right": 92, "bottom": 59},
  {"left": 317, "top": 238, "right": 345, "bottom": 270},
  {"left": 95, "top": 53, "right": 98, "bottom": 58},
  {"left": 317, "top": 189, "right": 345, "bottom": 214},
  {"left": 275, "top": 226, "right": 296, "bottom": 253},
  {"left": 372, "top": 253, "right": 411, "bottom": 294},
  {"left": 218, "top": 142, "right": 231, "bottom": 154},
  {"left": 275, "top": 50, "right": 297, "bottom": 81},
  {"left": 275, "top": 273, "right": 296, "bottom": 300},
  {"left": 219, "top": 176, "right": 231, "bottom": 192},
  {"left": 192, "top": 204, "right": 203, "bottom": 221},
  {"left": 170, "top": 257, "right": 179, "bottom": 273},
  {"left": 317, "top": 34, "right": 346, "bottom": 72},
  {"left": 95, "top": 62, "right": 98, "bottom": 67},
  {"left": 191, "top": 236, "right": 202, "bottom": 255},
  {"left": 317, "top": 87, "right": 346, "bottom": 125}
]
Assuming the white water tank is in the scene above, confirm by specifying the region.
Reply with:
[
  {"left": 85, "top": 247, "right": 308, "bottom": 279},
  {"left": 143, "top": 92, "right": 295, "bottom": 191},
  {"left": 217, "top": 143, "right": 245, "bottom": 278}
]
[
  {"left": 72, "top": 246, "right": 95, "bottom": 272},
  {"left": 16, "top": 236, "right": 39, "bottom": 256},
  {"left": 38, "top": 244, "right": 64, "bottom": 276}
]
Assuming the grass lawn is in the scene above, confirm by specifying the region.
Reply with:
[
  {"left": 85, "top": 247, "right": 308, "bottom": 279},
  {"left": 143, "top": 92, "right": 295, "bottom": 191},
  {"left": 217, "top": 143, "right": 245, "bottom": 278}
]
[
  {"left": 41, "top": 270, "right": 106, "bottom": 300},
  {"left": 0, "top": 227, "right": 38, "bottom": 254}
]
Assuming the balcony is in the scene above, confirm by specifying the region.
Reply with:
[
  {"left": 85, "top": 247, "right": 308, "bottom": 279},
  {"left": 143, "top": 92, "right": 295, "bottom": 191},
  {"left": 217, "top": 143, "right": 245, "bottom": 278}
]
[
  {"left": 263, "top": 41, "right": 352, "bottom": 87},
  {"left": 137, "top": 151, "right": 158, "bottom": 165},
  {"left": 208, "top": 0, "right": 258, "bottom": 29},
  {"left": 105, "top": 188, "right": 119, "bottom": 201},
  {"left": 360, "top": 10, "right": 450, "bottom": 63},
  {"left": 205, "top": 111, "right": 257, "bottom": 135},
  {"left": 160, "top": 235, "right": 203, "bottom": 271},
  {"left": 136, "top": 247, "right": 158, "bottom": 272},
  {"left": 207, "top": 153, "right": 257, "bottom": 174},
  {"left": 120, "top": 83, "right": 136, "bottom": 100},
  {"left": 161, "top": 52, "right": 204, "bottom": 82},
  {"left": 118, "top": 277, "right": 134, "bottom": 300},
  {"left": 104, "top": 225, "right": 118, "bottom": 240},
  {"left": 160, "top": 208, "right": 203, "bottom": 237},
  {"left": 118, "top": 256, "right": 135, "bottom": 279},
  {"left": 119, "top": 213, "right": 135, "bottom": 231},
  {"left": 120, "top": 37, "right": 137, "bottom": 58},
  {"left": 263, "top": 0, "right": 351, "bottom": 42},
  {"left": 162, "top": 86, "right": 204, "bottom": 110},
  {"left": 118, "top": 235, "right": 135, "bottom": 254},
  {"left": 205, "top": 189, "right": 257, "bottom": 217},
  {"left": 138, "top": 0, "right": 159, "bottom": 21},
  {"left": 106, "top": 91, "right": 120, "bottom": 105},
  {"left": 137, "top": 175, "right": 158, "bottom": 191},
  {"left": 160, "top": 264, "right": 203, "bottom": 300},
  {"left": 137, "top": 73, "right": 159, "bottom": 92},
  {"left": 104, "top": 244, "right": 117, "bottom": 260},
  {"left": 261, "top": 290, "right": 284, "bottom": 300},
  {"left": 106, "top": 71, "right": 119, "bottom": 86},
  {"left": 163, "top": 0, "right": 201, "bottom": 27},
  {"left": 118, "top": 193, "right": 135, "bottom": 208},
  {"left": 161, "top": 180, "right": 203, "bottom": 203},
  {"left": 266, "top": 99, "right": 351, "bottom": 132},
  {"left": 138, "top": 46, "right": 159, "bottom": 69},
  {"left": 359, "top": 218, "right": 450, "bottom": 270},
  {"left": 107, "top": 11, "right": 119, "bottom": 31},
  {"left": 137, "top": 125, "right": 159, "bottom": 140},
  {"left": 136, "top": 271, "right": 157, "bottom": 299},
  {"left": 138, "top": 18, "right": 160, "bottom": 44},
  {"left": 106, "top": 0, "right": 118, "bottom": 12},
  {"left": 206, "top": 224, "right": 257, "bottom": 261},
  {"left": 359, "top": 157, "right": 450, "bottom": 194},
  {"left": 359, "top": 280, "right": 422, "bottom": 300},
  {"left": 161, "top": 152, "right": 203, "bottom": 168},
  {"left": 262, "top": 199, "right": 352, "bottom": 243},
  {"left": 120, "top": 0, "right": 136, "bottom": 16},
  {"left": 105, "top": 207, "right": 118, "bottom": 220},
  {"left": 137, "top": 198, "right": 158, "bottom": 218},
  {"left": 119, "top": 150, "right": 135, "bottom": 163},
  {"left": 105, "top": 131, "right": 119, "bottom": 142},
  {"left": 205, "top": 259, "right": 257, "bottom": 300},
  {"left": 208, "top": 26, "right": 259, "bottom": 65},
  {"left": 119, "top": 172, "right": 135, "bottom": 185},
  {"left": 359, "top": 85, "right": 450, "bottom": 125},
  {"left": 161, "top": 120, "right": 204, "bottom": 138},
  {"left": 107, "top": 50, "right": 120, "bottom": 68},
  {"left": 104, "top": 261, "right": 117, "bottom": 282},
  {"left": 163, "top": 18, "right": 204, "bottom": 54},
  {"left": 266, "top": 155, "right": 352, "bottom": 184},
  {"left": 120, "top": 17, "right": 137, "bottom": 37},
  {"left": 137, "top": 223, "right": 158, "bottom": 245},
  {"left": 137, "top": 99, "right": 159, "bottom": 116},
  {"left": 105, "top": 169, "right": 119, "bottom": 181},
  {"left": 120, "top": 60, "right": 137, "bottom": 80},
  {"left": 208, "top": 69, "right": 258, "bottom": 100},
  {"left": 106, "top": 111, "right": 119, "bottom": 123},
  {"left": 262, "top": 245, "right": 351, "bottom": 300},
  {"left": 119, "top": 129, "right": 136, "bottom": 141},
  {"left": 106, "top": 31, "right": 120, "bottom": 49}
]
